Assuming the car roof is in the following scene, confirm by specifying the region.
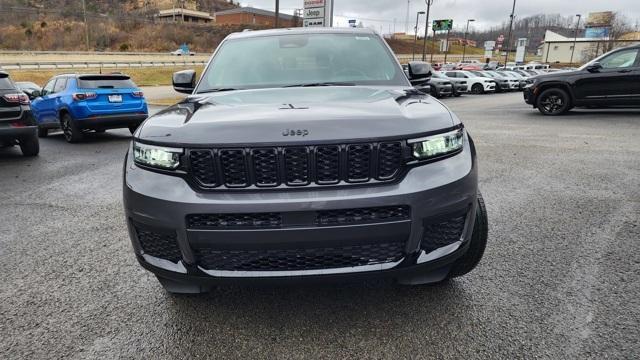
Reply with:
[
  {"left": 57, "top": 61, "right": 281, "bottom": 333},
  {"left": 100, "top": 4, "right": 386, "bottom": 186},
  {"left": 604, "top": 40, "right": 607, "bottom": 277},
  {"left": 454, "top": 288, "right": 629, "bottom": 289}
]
[{"left": 226, "top": 27, "right": 377, "bottom": 40}]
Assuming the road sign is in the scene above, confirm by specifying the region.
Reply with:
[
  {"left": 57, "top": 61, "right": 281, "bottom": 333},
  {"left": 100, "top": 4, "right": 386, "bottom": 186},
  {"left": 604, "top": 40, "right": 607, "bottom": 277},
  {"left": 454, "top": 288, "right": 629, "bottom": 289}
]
[
  {"left": 432, "top": 19, "right": 453, "bottom": 32},
  {"left": 484, "top": 41, "right": 496, "bottom": 51},
  {"left": 348, "top": 19, "right": 357, "bottom": 28},
  {"left": 304, "top": 0, "right": 333, "bottom": 27}
]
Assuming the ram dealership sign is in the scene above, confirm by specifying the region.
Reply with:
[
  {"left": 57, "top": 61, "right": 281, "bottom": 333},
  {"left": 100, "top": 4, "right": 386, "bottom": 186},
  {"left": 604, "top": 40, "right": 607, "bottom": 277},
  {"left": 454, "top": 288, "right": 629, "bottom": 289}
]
[{"left": 304, "top": 0, "right": 333, "bottom": 27}]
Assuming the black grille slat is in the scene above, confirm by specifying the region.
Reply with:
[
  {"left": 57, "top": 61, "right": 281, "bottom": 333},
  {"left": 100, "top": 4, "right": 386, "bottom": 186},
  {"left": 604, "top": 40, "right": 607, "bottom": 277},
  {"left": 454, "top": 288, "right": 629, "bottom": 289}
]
[
  {"left": 315, "top": 145, "right": 340, "bottom": 184},
  {"left": 135, "top": 227, "right": 182, "bottom": 263},
  {"left": 252, "top": 148, "right": 279, "bottom": 186},
  {"left": 189, "top": 150, "right": 217, "bottom": 187},
  {"left": 195, "top": 242, "right": 405, "bottom": 271},
  {"left": 316, "top": 205, "right": 411, "bottom": 226},
  {"left": 378, "top": 142, "right": 403, "bottom": 180},
  {"left": 347, "top": 144, "right": 372, "bottom": 182},
  {"left": 188, "top": 141, "right": 405, "bottom": 189},
  {"left": 421, "top": 215, "right": 466, "bottom": 252},
  {"left": 220, "top": 149, "right": 248, "bottom": 187},
  {"left": 187, "top": 213, "right": 282, "bottom": 229},
  {"left": 284, "top": 147, "right": 310, "bottom": 185}
]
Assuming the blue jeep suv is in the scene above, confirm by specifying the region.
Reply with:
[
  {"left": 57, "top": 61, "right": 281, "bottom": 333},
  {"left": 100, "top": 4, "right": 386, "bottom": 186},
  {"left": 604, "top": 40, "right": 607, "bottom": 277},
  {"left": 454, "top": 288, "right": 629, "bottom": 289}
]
[{"left": 31, "top": 74, "right": 148, "bottom": 142}]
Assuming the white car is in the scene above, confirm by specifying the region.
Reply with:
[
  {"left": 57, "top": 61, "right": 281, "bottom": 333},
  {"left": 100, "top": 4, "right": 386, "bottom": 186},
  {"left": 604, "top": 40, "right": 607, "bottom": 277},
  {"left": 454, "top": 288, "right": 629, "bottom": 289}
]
[
  {"left": 171, "top": 49, "right": 195, "bottom": 56},
  {"left": 445, "top": 70, "right": 496, "bottom": 94}
]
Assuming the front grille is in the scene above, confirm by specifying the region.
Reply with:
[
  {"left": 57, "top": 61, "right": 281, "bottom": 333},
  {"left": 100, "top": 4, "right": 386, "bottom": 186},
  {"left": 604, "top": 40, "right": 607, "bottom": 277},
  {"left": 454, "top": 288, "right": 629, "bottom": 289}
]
[
  {"left": 187, "top": 141, "right": 405, "bottom": 189},
  {"left": 195, "top": 242, "right": 405, "bottom": 271},
  {"left": 316, "top": 205, "right": 411, "bottom": 226},
  {"left": 135, "top": 226, "right": 182, "bottom": 263},
  {"left": 187, "top": 213, "right": 282, "bottom": 229},
  {"left": 420, "top": 215, "right": 466, "bottom": 252}
]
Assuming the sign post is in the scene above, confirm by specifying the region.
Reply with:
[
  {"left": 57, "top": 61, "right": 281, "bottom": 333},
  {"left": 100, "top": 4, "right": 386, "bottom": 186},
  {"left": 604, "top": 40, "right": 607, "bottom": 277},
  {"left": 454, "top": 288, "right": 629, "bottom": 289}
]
[
  {"left": 303, "top": 0, "right": 333, "bottom": 27},
  {"left": 432, "top": 19, "right": 453, "bottom": 63}
]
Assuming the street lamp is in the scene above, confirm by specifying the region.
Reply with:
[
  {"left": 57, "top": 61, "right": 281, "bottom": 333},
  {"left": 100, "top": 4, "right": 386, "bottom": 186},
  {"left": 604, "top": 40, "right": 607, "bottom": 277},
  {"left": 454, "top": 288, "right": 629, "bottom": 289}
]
[
  {"left": 462, "top": 19, "right": 475, "bottom": 62},
  {"left": 421, "top": 0, "right": 434, "bottom": 61},
  {"left": 504, "top": 0, "right": 516, "bottom": 66},
  {"left": 413, "top": 11, "right": 426, "bottom": 60},
  {"left": 569, "top": 14, "right": 582, "bottom": 66}
]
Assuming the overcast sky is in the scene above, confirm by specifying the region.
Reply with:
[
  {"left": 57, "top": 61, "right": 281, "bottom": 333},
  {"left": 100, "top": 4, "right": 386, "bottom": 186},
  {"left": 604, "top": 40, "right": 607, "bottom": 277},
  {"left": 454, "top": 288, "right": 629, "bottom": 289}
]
[{"left": 240, "top": 0, "right": 640, "bottom": 34}]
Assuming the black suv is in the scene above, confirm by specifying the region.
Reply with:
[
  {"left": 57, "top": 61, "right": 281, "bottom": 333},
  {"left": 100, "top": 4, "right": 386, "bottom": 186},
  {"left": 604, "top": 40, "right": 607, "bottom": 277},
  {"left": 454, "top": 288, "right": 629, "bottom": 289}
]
[
  {"left": 524, "top": 45, "right": 640, "bottom": 115},
  {"left": 0, "top": 71, "right": 39, "bottom": 156},
  {"left": 123, "top": 28, "right": 488, "bottom": 294}
]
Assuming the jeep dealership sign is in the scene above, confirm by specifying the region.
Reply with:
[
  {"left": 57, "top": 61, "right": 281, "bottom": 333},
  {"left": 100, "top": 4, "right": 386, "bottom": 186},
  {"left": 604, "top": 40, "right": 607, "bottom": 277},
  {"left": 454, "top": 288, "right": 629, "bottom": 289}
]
[{"left": 304, "top": 0, "right": 333, "bottom": 27}]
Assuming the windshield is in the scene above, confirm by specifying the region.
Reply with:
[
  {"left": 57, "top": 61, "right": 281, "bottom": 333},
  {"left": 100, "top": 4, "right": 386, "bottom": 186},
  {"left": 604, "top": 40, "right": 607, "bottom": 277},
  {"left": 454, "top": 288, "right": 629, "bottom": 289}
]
[
  {"left": 0, "top": 77, "right": 14, "bottom": 89},
  {"left": 77, "top": 76, "right": 136, "bottom": 89},
  {"left": 196, "top": 33, "right": 407, "bottom": 92}
]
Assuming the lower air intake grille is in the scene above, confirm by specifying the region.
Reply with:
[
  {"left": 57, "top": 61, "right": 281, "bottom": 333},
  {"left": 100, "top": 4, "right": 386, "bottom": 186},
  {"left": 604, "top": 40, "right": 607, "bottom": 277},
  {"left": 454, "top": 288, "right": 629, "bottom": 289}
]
[
  {"left": 316, "top": 205, "right": 411, "bottom": 226},
  {"left": 135, "top": 227, "right": 182, "bottom": 263},
  {"left": 187, "top": 213, "right": 282, "bottom": 229},
  {"left": 195, "top": 242, "right": 405, "bottom": 271},
  {"left": 420, "top": 215, "right": 466, "bottom": 252}
]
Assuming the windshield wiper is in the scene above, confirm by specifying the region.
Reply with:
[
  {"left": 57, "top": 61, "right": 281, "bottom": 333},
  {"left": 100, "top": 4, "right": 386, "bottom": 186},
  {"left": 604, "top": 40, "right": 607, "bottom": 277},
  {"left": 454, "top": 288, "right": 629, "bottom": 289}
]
[
  {"left": 283, "top": 82, "right": 356, "bottom": 88},
  {"left": 196, "top": 88, "right": 240, "bottom": 94}
]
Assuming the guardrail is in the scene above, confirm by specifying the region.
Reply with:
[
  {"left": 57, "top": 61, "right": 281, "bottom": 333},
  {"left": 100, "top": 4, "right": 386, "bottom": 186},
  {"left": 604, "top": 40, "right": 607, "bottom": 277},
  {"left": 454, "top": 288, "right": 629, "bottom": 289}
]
[
  {"left": 0, "top": 60, "right": 207, "bottom": 70},
  {"left": 0, "top": 50, "right": 199, "bottom": 57}
]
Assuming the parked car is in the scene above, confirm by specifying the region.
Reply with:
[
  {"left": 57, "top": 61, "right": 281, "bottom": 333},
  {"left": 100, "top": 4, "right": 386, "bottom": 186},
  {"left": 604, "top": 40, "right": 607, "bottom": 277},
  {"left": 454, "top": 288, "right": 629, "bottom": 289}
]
[
  {"left": 0, "top": 71, "right": 39, "bottom": 156},
  {"left": 524, "top": 44, "right": 640, "bottom": 115},
  {"left": 469, "top": 70, "right": 511, "bottom": 92},
  {"left": 484, "top": 70, "right": 520, "bottom": 91},
  {"left": 435, "top": 71, "right": 467, "bottom": 96},
  {"left": 31, "top": 74, "right": 148, "bottom": 142},
  {"left": 124, "top": 28, "right": 488, "bottom": 294},
  {"left": 498, "top": 70, "right": 528, "bottom": 90},
  {"left": 426, "top": 73, "right": 454, "bottom": 98},
  {"left": 445, "top": 70, "right": 496, "bottom": 94},
  {"left": 455, "top": 59, "right": 482, "bottom": 69},
  {"left": 171, "top": 48, "right": 196, "bottom": 56},
  {"left": 15, "top": 81, "right": 42, "bottom": 99}
]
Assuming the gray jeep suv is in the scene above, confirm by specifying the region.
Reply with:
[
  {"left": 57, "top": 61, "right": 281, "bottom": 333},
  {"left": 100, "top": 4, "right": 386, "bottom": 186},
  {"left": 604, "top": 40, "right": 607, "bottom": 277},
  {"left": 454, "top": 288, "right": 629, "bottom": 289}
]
[{"left": 123, "top": 28, "right": 488, "bottom": 294}]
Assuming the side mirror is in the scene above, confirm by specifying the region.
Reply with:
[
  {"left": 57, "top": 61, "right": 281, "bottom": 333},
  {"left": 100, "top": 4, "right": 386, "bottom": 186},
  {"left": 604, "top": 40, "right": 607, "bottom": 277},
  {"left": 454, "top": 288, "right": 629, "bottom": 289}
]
[
  {"left": 173, "top": 70, "right": 196, "bottom": 94},
  {"left": 586, "top": 62, "right": 602, "bottom": 73},
  {"left": 407, "top": 61, "right": 432, "bottom": 85}
]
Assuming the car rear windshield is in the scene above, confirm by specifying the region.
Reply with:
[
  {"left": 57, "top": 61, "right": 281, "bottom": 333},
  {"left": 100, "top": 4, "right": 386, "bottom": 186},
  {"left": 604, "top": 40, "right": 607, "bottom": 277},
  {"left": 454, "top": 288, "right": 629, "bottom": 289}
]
[
  {"left": 197, "top": 32, "right": 408, "bottom": 91},
  {"left": 77, "top": 76, "right": 136, "bottom": 89},
  {"left": 0, "top": 77, "right": 14, "bottom": 90}
]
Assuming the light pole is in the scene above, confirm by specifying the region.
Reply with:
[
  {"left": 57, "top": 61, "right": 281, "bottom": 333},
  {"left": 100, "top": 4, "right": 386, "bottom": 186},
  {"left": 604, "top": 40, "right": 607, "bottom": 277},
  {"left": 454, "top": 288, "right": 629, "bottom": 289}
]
[
  {"left": 275, "top": 0, "right": 280, "bottom": 28},
  {"left": 504, "top": 0, "right": 516, "bottom": 66},
  {"left": 462, "top": 19, "right": 475, "bottom": 62},
  {"left": 413, "top": 11, "right": 425, "bottom": 60},
  {"left": 81, "top": 0, "right": 89, "bottom": 50},
  {"left": 569, "top": 14, "right": 581, "bottom": 66},
  {"left": 421, "top": 0, "right": 434, "bottom": 61}
]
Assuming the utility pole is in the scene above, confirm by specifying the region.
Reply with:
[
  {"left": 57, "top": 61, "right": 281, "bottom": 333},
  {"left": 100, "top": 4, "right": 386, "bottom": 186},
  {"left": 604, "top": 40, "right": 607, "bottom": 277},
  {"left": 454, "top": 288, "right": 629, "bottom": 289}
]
[
  {"left": 504, "top": 0, "right": 516, "bottom": 65},
  {"left": 430, "top": 28, "right": 436, "bottom": 63},
  {"left": 443, "top": 28, "right": 450, "bottom": 63},
  {"left": 405, "top": 0, "right": 411, "bottom": 34},
  {"left": 569, "top": 14, "right": 581, "bottom": 67},
  {"left": 421, "top": 0, "right": 434, "bottom": 61},
  {"left": 413, "top": 11, "right": 425, "bottom": 60},
  {"left": 275, "top": 0, "right": 279, "bottom": 28},
  {"left": 462, "top": 19, "right": 475, "bottom": 62},
  {"left": 81, "top": 0, "right": 89, "bottom": 50}
]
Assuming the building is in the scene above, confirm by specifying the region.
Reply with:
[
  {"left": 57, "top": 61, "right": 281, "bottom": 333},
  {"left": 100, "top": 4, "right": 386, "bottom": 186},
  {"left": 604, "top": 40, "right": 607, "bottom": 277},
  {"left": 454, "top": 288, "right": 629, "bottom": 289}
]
[
  {"left": 157, "top": 8, "right": 214, "bottom": 23},
  {"left": 214, "top": 7, "right": 302, "bottom": 27},
  {"left": 541, "top": 30, "right": 640, "bottom": 64}
]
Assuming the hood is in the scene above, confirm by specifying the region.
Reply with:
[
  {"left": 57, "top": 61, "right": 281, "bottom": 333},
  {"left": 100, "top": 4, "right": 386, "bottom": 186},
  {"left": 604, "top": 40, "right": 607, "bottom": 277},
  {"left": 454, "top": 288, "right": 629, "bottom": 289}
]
[{"left": 138, "top": 87, "right": 458, "bottom": 146}]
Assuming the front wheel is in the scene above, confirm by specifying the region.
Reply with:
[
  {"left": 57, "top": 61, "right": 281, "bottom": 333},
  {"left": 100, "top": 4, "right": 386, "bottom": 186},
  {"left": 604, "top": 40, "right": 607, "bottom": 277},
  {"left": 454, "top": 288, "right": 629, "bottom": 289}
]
[
  {"left": 61, "top": 113, "right": 84, "bottom": 143},
  {"left": 19, "top": 135, "right": 40, "bottom": 157},
  {"left": 447, "top": 192, "right": 488, "bottom": 278},
  {"left": 536, "top": 88, "right": 571, "bottom": 116},
  {"left": 471, "top": 83, "right": 484, "bottom": 94}
]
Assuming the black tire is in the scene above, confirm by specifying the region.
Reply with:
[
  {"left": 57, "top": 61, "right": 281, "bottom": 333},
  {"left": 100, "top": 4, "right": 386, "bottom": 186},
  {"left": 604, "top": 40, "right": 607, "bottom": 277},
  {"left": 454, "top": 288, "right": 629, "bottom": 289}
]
[
  {"left": 19, "top": 135, "right": 39, "bottom": 157},
  {"left": 453, "top": 92, "right": 462, "bottom": 97},
  {"left": 37, "top": 127, "right": 48, "bottom": 138},
  {"left": 536, "top": 88, "right": 571, "bottom": 116},
  {"left": 471, "top": 83, "right": 484, "bottom": 94},
  {"left": 447, "top": 192, "right": 488, "bottom": 278},
  {"left": 60, "top": 113, "right": 84, "bottom": 143},
  {"left": 430, "top": 87, "right": 440, "bottom": 98}
]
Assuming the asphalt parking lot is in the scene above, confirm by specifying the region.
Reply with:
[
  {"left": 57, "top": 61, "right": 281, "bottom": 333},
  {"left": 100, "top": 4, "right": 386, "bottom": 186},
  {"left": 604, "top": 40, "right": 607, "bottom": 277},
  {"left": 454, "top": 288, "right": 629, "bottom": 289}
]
[{"left": 1, "top": 92, "right": 639, "bottom": 359}]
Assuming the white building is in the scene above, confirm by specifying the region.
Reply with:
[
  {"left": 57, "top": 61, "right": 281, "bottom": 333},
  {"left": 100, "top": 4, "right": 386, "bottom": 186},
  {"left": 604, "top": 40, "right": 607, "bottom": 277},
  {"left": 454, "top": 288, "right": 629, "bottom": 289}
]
[{"left": 540, "top": 30, "right": 603, "bottom": 64}]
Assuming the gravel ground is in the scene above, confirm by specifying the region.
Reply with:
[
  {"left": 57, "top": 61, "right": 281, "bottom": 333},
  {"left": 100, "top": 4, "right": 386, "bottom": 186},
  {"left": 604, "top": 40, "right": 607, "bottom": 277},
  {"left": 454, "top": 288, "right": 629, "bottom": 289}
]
[{"left": 1, "top": 93, "right": 639, "bottom": 359}]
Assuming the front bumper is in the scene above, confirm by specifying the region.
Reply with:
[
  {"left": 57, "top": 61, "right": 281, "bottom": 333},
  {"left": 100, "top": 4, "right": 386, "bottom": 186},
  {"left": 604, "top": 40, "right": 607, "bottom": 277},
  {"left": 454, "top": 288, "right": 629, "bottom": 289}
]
[
  {"left": 523, "top": 87, "right": 536, "bottom": 105},
  {"left": 123, "top": 136, "right": 478, "bottom": 284},
  {"left": 76, "top": 113, "right": 148, "bottom": 130}
]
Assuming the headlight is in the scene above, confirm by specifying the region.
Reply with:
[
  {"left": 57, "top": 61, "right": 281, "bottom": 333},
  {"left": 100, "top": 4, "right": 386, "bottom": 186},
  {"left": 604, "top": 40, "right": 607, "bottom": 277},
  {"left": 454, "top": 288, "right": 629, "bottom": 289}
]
[
  {"left": 409, "top": 128, "right": 464, "bottom": 160},
  {"left": 133, "top": 142, "right": 183, "bottom": 170}
]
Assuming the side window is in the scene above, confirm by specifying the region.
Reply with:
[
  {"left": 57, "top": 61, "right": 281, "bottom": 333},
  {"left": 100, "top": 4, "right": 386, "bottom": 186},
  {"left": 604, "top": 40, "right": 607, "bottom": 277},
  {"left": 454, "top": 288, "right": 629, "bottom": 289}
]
[
  {"left": 42, "top": 79, "right": 55, "bottom": 96},
  {"left": 446, "top": 72, "right": 456, "bottom": 77},
  {"left": 53, "top": 77, "right": 68, "bottom": 93},
  {"left": 600, "top": 49, "right": 639, "bottom": 69}
]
